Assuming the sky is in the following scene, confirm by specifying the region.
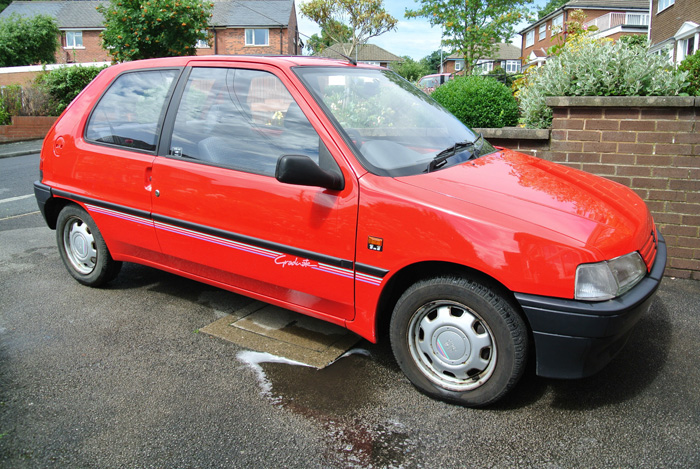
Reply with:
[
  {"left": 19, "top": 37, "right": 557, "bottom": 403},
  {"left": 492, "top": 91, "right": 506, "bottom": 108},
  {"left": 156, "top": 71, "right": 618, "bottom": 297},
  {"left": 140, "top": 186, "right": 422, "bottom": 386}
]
[{"left": 294, "top": 0, "right": 549, "bottom": 60}]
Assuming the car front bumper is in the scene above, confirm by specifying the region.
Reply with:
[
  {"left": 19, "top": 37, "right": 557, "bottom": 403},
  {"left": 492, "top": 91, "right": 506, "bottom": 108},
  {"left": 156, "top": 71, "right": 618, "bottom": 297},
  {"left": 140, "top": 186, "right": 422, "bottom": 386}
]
[{"left": 515, "top": 233, "right": 667, "bottom": 379}]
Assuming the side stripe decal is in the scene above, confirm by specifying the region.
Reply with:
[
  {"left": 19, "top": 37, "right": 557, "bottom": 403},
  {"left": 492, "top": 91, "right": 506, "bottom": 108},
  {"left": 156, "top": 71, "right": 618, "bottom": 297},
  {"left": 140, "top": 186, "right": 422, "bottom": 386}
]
[{"left": 77, "top": 195, "right": 388, "bottom": 286}]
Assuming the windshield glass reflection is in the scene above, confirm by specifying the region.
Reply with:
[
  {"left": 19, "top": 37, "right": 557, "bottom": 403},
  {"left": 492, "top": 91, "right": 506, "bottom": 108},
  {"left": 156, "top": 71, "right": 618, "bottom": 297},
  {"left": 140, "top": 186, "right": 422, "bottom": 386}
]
[{"left": 295, "top": 67, "right": 494, "bottom": 176}]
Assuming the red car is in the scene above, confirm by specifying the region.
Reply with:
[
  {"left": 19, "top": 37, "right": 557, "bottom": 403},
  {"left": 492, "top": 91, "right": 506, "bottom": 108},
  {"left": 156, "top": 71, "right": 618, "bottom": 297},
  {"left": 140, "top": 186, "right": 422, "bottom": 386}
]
[{"left": 34, "top": 56, "right": 665, "bottom": 407}]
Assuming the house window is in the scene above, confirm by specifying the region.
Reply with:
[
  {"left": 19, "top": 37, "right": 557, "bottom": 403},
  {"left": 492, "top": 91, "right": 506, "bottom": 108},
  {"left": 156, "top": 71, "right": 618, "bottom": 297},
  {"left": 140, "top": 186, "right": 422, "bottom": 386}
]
[
  {"left": 245, "top": 29, "right": 269, "bottom": 46},
  {"left": 539, "top": 24, "right": 547, "bottom": 41},
  {"left": 454, "top": 60, "right": 464, "bottom": 71},
  {"left": 65, "top": 30, "right": 83, "bottom": 49},
  {"left": 359, "top": 61, "right": 381, "bottom": 66},
  {"left": 196, "top": 30, "right": 210, "bottom": 48},
  {"left": 525, "top": 30, "right": 534, "bottom": 47},
  {"left": 505, "top": 60, "right": 521, "bottom": 73},
  {"left": 552, "top": 14, "right": 564, "bottom": 32},
  {"left": 677, "top": 36, "right": 697, "bottom": 63},
  {"left": 475, "top": 61, "right": 493, "bottom": 74},
  {"left": 657, "top": 0, "right": 675, "bottom": 13}
]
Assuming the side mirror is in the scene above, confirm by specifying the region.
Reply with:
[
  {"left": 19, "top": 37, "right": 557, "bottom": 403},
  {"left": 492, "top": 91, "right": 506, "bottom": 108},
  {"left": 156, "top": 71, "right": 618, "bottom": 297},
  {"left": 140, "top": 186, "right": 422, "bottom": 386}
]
[{"left": 275, "top": 155, "right": 344, "bottom": 191}]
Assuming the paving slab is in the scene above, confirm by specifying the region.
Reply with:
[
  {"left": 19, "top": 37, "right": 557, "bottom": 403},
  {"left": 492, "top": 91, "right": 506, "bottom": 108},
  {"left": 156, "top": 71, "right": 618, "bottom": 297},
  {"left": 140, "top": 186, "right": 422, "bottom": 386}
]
[{"left": 200, "top": 301, "right": 361, "bottom": 368}]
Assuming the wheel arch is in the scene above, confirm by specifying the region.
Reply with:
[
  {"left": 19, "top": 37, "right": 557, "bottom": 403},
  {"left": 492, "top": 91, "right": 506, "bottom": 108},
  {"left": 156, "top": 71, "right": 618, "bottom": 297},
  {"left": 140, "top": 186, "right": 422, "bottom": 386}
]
[
  {"left": 43, "top": 196, "right": 77, "bottom": 230},
  {"left": 374, "top": 261, "right": 531, "bottom": 342}
]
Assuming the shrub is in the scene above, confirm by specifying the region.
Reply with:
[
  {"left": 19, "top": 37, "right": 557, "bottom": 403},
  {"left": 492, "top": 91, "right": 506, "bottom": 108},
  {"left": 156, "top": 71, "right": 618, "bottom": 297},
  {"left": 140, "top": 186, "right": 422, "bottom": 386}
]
[
  {"left": 518, "top": 36, "right": 688, "bottom": 128},
  {"left": 679, "top": 50, "right": 700, "bottom": 96},
  {"left": 431, "top": 75, "right": 519, "bottom": 128},
  {"left": 35, "top": 65, "right": 108, "bottom": 115},
  {"left": 0, "top": 14, "right": 59, "bottom": 67},
  {"left": 0, "top": 84, "right": 54, "bottom": 124}
]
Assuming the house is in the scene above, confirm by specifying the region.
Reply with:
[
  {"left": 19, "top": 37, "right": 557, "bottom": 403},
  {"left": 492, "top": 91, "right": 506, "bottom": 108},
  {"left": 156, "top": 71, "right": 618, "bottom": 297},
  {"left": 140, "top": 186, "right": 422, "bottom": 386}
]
[
  {"left": 0, "top": 0, "right": 300, "bottom": 64},
  {"left": 441, "top": 43, "right": 522, "bottom": 75},
  {"left": 317, "top": 43, "right": 402, "bottom": 68},
  {"left": 648, "top": 0, "right": 700, "bottom": 64},
  {"left": 519, "top": 0, "right": 649, "bottom": 69}
]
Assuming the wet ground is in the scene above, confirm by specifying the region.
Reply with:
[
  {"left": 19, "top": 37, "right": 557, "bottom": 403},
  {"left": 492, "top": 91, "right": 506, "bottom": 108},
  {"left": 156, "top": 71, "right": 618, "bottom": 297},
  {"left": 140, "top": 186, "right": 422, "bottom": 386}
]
[{"left": 1, "top": 213, "right": 699, "bottom": 467}]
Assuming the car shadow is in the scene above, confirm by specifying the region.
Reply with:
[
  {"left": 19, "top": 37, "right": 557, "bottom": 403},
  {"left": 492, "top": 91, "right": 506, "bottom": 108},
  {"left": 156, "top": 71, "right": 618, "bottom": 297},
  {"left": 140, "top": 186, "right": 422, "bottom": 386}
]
[{"left": 495, "top": 296, "right": 671, "bottom": 410}]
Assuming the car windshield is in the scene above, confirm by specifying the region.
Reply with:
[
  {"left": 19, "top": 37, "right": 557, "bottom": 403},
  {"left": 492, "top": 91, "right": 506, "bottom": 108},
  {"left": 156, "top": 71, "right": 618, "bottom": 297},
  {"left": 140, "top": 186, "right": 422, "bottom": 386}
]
[{"left": 295, "top": 67, "right": 494, "bottom": 176}]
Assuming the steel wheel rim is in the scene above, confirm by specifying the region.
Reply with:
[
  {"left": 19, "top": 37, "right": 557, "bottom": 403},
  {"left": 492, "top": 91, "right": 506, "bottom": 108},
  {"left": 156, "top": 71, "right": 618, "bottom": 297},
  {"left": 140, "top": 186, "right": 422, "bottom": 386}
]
[
  {"left": 408, "top": 300, "right": 496, "bottom": 391},
  {"left": 63, "top": 216, "right": 97, "bottom": 275}
]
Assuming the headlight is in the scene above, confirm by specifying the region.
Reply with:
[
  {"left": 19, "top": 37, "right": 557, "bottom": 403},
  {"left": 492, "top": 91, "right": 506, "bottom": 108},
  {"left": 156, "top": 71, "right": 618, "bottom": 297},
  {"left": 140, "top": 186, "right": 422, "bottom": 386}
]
[{"left": 575, "top": 252, "right": 647, "bottom": 301}]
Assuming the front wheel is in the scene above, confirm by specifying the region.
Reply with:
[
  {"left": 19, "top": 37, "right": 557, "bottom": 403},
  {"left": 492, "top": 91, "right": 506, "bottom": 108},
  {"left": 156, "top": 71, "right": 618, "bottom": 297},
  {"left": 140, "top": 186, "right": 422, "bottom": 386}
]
[
  {"left": 390, "top": 276, "right": 528, "bottom": 407},
  {"left": 56, "top": 205, "right": 122, "bottom": 287}
]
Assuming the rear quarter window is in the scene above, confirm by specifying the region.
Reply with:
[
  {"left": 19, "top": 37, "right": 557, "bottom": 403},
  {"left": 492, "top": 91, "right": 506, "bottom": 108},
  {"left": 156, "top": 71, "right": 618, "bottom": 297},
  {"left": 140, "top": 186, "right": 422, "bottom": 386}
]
[{"left": 85, "top": 69, "right": 178, "bottom": 152}]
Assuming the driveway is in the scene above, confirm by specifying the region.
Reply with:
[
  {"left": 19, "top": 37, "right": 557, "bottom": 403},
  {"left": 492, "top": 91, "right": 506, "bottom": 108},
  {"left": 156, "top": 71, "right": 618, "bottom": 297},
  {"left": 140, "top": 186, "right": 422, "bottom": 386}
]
[{"left": 1, "top": 153, "right": 699, "bottom": 467}]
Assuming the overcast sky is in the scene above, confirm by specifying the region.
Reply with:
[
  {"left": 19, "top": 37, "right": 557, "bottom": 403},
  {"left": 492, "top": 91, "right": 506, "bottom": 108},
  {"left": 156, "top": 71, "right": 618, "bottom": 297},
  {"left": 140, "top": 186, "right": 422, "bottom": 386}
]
[{"left": 294, "top": 0, "right": 549, "bottom": 60}]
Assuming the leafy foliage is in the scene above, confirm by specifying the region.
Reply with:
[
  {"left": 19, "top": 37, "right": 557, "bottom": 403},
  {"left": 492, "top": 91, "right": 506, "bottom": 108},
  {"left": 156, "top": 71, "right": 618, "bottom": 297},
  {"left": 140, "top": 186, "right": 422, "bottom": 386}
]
[
  {"left": 305, "top": 19, "right": 352, "bottom": 55},
  {"left": 547, "top": 10, "right": 597, "bottom": 56},
  {"left": 518, "top": 36, "right": 689, "bottom": 128},
  {"left": 431, "top": 75, "right": 519, "bottom": 128},
  {"left": 98, "top": 0, "right": 213, "bottom": 62},
  {"left": 421, "top": 49, "right": 449, "bottom": 74},
  {"left": 300, "top": 0, "right": 397, "bottom": 58},
  {"left": 390, "top": 56, "right": 430, "bottom": 82},
  {"left": 487, "top": 68, "right": 521, "bottom": 88},
  {"left": 35, "top": 65, "right": 108, "bottom": 115},
  {"left": 0, "top": 13, "right": 59, "bottom": 67},
  {"left": 537, "top": 0, "right": 568, "bottom": 19},
  {"left": 678, "top": 50, "right": 700, "bottom": 96},
  {"left": 0, "top": 84, "right": 54, "bottom": 123},
  {"left": 406, "top": 0, "right": 530, "bottom": 74}
]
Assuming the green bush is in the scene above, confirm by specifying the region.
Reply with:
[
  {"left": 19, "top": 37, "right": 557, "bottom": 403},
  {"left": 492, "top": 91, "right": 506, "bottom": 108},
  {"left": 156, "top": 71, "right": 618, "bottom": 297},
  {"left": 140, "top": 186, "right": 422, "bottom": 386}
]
[
  {"left": 431, "top": 75, "right": 519, "bottom": 128},
  {"left": 0, "top": 97, "right": 10, "bottom": 125},
  {"left": 679, "top": 50, "right": 700, "bottom": 96},
  {"left": 35, "top": 65, "right": 108, "bottom": 115},
  {"left": 0, "top": 13, "right": 59, "bottom": 67},
  {"left": 518, "top": 36, "right": 688, "bottom": 128}
]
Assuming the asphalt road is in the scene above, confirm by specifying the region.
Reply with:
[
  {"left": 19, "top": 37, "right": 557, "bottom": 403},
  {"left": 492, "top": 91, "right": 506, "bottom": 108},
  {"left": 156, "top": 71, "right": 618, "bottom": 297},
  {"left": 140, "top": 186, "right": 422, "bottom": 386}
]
[{"left": 1, "top": 153, "right": 699, "bottom": 467}]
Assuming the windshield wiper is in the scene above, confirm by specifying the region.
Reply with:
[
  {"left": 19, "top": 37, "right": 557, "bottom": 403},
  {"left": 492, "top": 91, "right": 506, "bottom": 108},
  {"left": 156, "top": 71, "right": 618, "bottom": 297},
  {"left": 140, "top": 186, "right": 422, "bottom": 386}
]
[{"left": 427, "top": 133, "right": 483, "bottom": 172}]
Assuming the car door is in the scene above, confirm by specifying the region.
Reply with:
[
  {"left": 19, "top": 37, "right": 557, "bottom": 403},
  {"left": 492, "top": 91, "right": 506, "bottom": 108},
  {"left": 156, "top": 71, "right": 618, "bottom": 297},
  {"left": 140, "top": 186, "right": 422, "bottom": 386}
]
[
  {"left": 150, "top": 64, "right": 358, "bottom": 321},
  {"left": 74, "top": 68, "right": 179, "bottom": 262}
]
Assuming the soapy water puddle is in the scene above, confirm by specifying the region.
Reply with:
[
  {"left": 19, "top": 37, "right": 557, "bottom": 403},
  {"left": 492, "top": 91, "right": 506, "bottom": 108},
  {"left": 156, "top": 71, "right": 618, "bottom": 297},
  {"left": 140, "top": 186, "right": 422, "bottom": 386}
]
[{"left": 237, "top": 348, "right": 416, "bottom": 467}]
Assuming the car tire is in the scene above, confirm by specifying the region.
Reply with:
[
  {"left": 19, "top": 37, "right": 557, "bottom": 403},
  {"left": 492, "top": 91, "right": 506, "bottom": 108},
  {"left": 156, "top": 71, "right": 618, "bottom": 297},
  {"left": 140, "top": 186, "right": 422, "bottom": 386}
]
[
  {"left": 56, "top": 205, "right": 122, "bottom": 287},
  {"left": 390, "top": 276, "right": 528, "bottom": 407}
]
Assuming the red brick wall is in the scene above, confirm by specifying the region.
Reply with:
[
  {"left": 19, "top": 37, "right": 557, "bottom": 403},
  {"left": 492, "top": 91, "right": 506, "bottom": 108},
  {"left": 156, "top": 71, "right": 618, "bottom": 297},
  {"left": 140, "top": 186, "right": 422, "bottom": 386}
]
[
  {"left": 480, "top": 97, "right": 700, "bottom": 279},
  {"left": 57, "top": 31, "right": 110, "bottom": 64},
  {"left": 0, "top": 116, "right": 57, "bottom": 143},
  {"left": 213, "top": 27, "right": 293, "bottom": 56}
]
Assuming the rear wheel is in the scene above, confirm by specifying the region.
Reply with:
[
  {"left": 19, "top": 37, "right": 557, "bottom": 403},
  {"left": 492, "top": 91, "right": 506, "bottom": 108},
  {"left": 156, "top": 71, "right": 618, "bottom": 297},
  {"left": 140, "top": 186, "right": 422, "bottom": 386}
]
[
  {"left": 390, "top": 276, "right": 528, "bottom": 407},
  {"left": 56, "top": 205, "right": 121, "bottom": 286}
]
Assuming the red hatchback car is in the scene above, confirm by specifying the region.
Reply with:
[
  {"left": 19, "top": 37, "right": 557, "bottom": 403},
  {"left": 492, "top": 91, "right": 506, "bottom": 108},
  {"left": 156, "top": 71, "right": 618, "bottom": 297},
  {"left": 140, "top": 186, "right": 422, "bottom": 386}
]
[{"left": 34, "top": 56, "right": 665, "bottom": 407}]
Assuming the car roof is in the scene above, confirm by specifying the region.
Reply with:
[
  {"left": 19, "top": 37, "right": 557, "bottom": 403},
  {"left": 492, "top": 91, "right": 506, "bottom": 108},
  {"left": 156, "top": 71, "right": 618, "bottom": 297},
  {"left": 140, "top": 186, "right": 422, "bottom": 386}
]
[{"left": 109, "top": 55, "right": 382, "bottom": 72}]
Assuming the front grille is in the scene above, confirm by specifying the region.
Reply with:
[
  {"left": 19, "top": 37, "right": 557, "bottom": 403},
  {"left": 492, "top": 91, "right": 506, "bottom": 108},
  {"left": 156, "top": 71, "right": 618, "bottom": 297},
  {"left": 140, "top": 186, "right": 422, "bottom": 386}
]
[{"left": 639, "top": 229, "right": 658, "bottom": 271}]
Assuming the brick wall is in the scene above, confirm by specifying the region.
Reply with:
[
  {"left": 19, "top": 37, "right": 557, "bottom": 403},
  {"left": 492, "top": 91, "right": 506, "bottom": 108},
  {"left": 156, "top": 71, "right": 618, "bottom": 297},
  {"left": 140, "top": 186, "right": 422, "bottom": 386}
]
[
  {"left": 57, "top": 31, "right": 110, "bottom": 64},
  {"left": 650, "top": 0, "right": 700, "bottom": 49},
  {"left": 483, "top": 97, "right": 699, "bottom": 279},
  {"left": 0, "top": 116, "right": 57, "bottom": 143}
]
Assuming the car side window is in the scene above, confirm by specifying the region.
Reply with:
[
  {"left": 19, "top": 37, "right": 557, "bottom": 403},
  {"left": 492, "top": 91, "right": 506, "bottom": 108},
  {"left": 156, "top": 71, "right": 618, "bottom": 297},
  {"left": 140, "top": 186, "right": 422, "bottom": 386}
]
[
  {"left": 169, "top": 67, "right": 328, "bottom": 177},
  {"left": 85, "top": 69, "right": 178, "bottom": 152}
]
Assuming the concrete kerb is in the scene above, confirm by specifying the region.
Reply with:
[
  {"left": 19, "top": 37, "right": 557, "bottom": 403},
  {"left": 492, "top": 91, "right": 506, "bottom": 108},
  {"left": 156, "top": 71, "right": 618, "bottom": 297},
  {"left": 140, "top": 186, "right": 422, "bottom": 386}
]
[{"left": 0, "top": 139, "right": 43, "bottom": 159}]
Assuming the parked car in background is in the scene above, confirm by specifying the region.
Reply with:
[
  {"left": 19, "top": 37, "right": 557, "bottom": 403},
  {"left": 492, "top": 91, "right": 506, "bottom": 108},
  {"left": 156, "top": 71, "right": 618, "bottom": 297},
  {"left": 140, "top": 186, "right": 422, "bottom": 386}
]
[
  {"left": 34, "top": 56, "right": 665, "bottom": 407},
  {"left": 417, "top": 72, "right": 453, "bottom": 93}
]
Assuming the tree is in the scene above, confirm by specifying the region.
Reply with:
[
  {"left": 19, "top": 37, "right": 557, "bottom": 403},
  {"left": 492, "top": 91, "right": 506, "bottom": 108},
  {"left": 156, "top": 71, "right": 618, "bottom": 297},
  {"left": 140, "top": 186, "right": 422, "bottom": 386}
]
[
  {"left": 537, "top": 0, "right": 568, "bottom": 19},
  {"left": 0, "top": 14, "right": 59, "bottom": 67},
  {"left": 98, "top": 0, "right": 213, "bottom": 62},
  {"left": 305, "top": 19, "right": 352, "bottom": 55},
  {"left": 390, "top": 56, "right": 430, "bottom": 82},
  {"left": 421, "top": 49, "right": 449, "bottom": 73},
  {"left": 406, "top": 0, "right": 530, "bottom": 75},
  {"left": 0, "top": 0, "right": 12, "bottom": 14},
  {"left": 300, "top": 0, "right": 398, "bottom": 58}
]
